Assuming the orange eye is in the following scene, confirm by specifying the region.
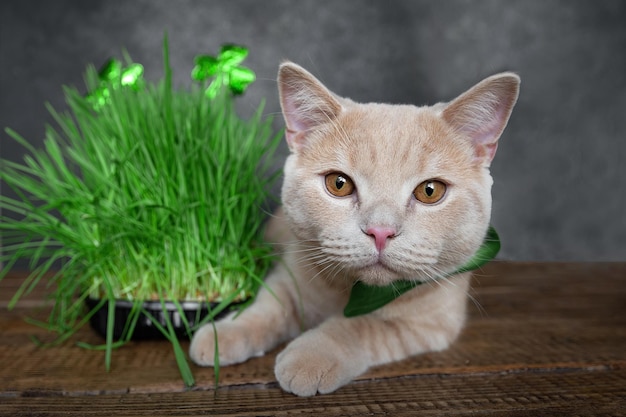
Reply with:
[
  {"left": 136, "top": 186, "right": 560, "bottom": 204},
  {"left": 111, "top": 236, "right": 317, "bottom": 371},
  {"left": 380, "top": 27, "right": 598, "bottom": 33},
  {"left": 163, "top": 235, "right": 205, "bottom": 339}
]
[
  {"left": 414, "top": 180, "right": 447, "bottom": 204},
  {"left": 325, "top": 173, "right": 355, "bottom": 197}
]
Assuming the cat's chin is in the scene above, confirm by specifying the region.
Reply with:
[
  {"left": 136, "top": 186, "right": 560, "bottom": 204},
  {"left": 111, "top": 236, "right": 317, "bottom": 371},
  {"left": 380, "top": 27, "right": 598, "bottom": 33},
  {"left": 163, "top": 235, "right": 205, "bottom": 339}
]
[
  {"left": 355, "top": 262, "right": 403, "bottom": 287},
  {"left": 355, "top": 259, "right": 444, "bottom": 287}
]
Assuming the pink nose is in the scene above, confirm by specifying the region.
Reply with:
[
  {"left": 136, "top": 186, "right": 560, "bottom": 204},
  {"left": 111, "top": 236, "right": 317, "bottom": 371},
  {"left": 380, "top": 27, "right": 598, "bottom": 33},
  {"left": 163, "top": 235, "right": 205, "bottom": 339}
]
[{"left": 366, "top": 226, "right": 396, "bottom": 252}]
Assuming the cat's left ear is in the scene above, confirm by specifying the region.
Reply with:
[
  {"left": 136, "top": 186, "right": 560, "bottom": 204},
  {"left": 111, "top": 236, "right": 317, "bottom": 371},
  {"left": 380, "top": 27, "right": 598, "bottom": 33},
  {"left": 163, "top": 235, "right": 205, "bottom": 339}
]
[{"left": 442, "top": 73, "right": 520, "bottom": 166}]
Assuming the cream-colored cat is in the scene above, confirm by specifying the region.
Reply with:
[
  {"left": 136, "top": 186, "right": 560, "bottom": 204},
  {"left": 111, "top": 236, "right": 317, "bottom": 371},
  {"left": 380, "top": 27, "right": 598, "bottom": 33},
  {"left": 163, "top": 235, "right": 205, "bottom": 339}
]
[{"left": 189, "top": 62, "right": 520, "bottom": 396}]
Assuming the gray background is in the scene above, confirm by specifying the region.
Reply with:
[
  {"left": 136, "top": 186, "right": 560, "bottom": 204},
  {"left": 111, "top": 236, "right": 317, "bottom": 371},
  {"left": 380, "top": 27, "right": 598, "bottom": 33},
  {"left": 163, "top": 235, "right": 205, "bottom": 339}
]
[{"left": 1, "top": 0, "right": 625, "bottom": 262}]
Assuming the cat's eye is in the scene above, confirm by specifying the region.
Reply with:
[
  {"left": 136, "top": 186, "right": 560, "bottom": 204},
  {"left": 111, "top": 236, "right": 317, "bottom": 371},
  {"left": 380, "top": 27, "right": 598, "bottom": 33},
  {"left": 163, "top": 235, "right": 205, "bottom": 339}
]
[
  {"left": 325, "top": 172, "right": 355, "bottom": 197},
  {"left": 413, "top": 180, "right": 447, "bottom": 204}
]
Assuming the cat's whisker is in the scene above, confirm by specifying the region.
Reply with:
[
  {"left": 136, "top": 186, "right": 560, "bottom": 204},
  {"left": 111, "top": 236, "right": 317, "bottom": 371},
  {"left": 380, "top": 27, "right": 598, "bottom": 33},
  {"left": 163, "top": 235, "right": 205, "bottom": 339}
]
[
  {"left": 283, "top": 246, "right": 326, "bottom": 256},
  {"left": 292, "top": 245, "right": 338, "bottom": 270},
  {"left": 299, "top": 252, "right": 328, "bottom": 263},
  {"left": 300, "top": 257, "right": 333, "bottom": 273},
  {"left": 295, "top": 253, "right": 328, "bottom": 271},
  {"left": 307, "top": 259, "right": 342, "bottom": 284},
  {"left": 437, "top": 271, "right": 486, "bottom": 318},
  {"left": 416, "top": 264, "right": 485, "bottom": 316},
  {"left": 328, "top": 115, "right": 353, "bottom": 152},
  {"left": 466, "top": 290, "right": 486, "bottom": 318},
  {"left": 324, "top": 262, "right": 348, "bottom": 286}
]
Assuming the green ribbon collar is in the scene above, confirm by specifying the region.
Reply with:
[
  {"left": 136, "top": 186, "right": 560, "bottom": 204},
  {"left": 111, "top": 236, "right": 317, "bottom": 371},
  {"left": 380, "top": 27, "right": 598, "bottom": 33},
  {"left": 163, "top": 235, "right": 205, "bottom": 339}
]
[{"left": 343, "top": 226, "right": 501, "bottom": 317}]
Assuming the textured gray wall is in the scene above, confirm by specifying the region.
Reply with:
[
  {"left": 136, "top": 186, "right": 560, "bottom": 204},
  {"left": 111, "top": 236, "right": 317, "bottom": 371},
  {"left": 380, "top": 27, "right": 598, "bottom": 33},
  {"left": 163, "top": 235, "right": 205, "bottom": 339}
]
[{"left": 1, "top": 0, "right": 625, "bottom": 261}]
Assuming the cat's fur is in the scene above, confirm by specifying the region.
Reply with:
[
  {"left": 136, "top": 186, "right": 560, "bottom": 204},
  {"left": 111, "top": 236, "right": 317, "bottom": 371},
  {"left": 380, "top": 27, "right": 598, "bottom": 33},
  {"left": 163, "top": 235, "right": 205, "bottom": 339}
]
[{"left": 189, "top": 63, "right": 520, "bottom": 396}]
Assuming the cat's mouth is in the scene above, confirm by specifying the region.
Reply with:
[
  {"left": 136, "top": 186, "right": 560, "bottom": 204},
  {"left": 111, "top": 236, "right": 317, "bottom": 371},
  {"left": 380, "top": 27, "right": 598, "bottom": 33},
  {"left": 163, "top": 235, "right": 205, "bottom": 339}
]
[
  {"left": 355, "top": 252, "right": 442, "bottom": 286},
  {"left": 369, "top": 260, "right": 393, "bottom": 272},
  {"left": 355, "top": 258, "right": 402, "bottom": 286}
]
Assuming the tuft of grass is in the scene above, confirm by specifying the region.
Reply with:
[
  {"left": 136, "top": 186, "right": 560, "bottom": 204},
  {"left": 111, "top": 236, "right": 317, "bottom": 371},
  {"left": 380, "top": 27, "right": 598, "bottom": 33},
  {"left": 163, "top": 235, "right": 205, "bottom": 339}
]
[{"left": 0, "top": 38, "right": 281, "bottom": 386}]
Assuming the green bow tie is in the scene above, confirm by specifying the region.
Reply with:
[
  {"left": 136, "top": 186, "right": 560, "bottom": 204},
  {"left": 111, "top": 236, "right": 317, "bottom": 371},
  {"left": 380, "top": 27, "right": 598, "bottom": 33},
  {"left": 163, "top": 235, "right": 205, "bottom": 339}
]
[{"left": 343, "top": 226, "right": 501, "bottom": 317}]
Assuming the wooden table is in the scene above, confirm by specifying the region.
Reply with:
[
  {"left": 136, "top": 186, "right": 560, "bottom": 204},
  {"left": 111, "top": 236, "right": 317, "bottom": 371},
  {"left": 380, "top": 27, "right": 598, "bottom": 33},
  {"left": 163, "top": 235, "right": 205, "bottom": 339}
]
[{"left": 1, "top": 263, "right": 625, "bottom": 416}]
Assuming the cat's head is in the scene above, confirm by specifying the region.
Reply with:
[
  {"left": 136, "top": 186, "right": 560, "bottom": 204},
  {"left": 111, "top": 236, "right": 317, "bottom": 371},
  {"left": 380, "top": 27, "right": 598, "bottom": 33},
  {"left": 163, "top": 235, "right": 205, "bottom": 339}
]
[{"left": 278, "top": 63, "right": 519, "bottom": 286}]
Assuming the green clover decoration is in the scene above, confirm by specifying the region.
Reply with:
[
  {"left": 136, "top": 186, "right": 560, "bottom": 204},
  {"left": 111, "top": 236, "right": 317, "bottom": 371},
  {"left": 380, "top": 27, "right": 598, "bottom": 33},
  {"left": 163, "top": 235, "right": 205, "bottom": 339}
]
[
  {"left": 86, "top": 44, "right": 254, "bottom": 109},
  {"left": 86, "top": 58, "right": 144, "bottom": 110},
  {"left": 191, "top": 45, "right": 256, "bottom": 98}
]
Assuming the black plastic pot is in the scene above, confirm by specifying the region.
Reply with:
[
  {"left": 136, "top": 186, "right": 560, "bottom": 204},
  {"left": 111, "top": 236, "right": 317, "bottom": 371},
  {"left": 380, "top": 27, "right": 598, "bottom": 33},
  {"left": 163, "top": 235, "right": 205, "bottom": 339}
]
[{"left": 85, "top": 298, "right": 237, "bottom": 340}]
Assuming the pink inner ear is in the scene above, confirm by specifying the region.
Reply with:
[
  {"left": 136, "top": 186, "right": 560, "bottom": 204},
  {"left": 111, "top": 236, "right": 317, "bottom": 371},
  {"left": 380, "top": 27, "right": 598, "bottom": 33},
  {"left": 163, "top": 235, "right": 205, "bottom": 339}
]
[
  {"left": 470, "top": 112, "right": 505, "bottom": 163},
  {"left": 449, "top": 110, "right": 504, "bottom": 165},
  {"left": 282, "top": 99, "right": 311, "bottom": 133},
  {"left": 281, "top": 95, "right": 312, "bottom": 150},
  {"left": 285, "top": 128, "right": 304, "bottom": 149},
  {"left": 282, "top": 103, "right": 317, "bottom": 150},
  {"left": 442, "top": 73, "right": 520, "bottom": 167},
  {"left": 476, "top": 141, "right": 499, "bottom": 163}
]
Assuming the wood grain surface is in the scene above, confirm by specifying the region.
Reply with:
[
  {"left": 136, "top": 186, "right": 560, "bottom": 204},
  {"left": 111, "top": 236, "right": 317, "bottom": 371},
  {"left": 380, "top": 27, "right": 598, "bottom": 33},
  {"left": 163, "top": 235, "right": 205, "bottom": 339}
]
[{"left": 1, "top": 262, "right": 625, "bottom": 416}]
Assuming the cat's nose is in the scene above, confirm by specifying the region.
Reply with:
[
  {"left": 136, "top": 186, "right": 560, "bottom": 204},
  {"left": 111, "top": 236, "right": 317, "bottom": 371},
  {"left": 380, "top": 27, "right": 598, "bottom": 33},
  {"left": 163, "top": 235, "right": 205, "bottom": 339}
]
[{"left": 365, "top": 226, "right": 396, "bottom": 252}]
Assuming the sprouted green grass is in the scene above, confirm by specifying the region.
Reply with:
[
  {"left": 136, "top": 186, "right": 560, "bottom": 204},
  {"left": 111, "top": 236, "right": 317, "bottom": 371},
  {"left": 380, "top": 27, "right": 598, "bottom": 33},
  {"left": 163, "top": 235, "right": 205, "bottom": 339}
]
[{"left": 0, "top": 39, "right": 281, "bottom": 387}]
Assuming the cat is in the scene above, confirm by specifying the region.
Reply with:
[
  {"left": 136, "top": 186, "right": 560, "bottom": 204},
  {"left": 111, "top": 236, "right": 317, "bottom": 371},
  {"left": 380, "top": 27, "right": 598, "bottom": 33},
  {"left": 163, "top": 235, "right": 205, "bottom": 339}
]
[{"left": 189, "top": 62, "right": 520, "bottom": 396}]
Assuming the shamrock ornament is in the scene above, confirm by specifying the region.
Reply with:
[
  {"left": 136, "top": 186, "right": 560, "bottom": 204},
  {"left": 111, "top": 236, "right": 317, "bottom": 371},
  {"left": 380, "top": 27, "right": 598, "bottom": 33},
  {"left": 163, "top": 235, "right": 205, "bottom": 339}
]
[
  {"left": 191, "top": 45, "right": 256, "bottom": 98},
  {"left": 86, "top": 58, "right": 144, "bottom": 110}
]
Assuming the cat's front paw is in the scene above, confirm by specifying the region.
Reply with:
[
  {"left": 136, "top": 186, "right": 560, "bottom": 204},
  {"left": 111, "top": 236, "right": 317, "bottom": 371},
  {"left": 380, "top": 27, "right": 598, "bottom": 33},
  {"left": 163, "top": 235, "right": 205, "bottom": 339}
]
[
  {"left": 275, "top": 336, "right": 363, "bottom": 397},
  {"left": 189, "top": 320, "right": 264, "bottom": 367}
]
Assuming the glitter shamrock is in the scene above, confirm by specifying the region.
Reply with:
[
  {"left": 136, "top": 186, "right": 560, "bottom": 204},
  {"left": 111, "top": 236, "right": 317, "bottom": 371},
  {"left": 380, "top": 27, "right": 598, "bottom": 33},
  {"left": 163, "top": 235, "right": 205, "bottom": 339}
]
[
  {"left": 191, "top": 45, "right": 256, "bottom": 98},
  {"left": 86, "top": 58, "right": 144, "bottom": 110}
]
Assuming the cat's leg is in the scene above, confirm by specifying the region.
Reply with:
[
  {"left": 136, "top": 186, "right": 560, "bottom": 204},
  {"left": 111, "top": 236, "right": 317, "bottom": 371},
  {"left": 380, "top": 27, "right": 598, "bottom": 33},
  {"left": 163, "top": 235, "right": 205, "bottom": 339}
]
[
  {"left": 275, "top": 273, "right": 471, "bottom": 396},
  {"left": 189, "top": 263, "right": 302, "bottom": 367}
]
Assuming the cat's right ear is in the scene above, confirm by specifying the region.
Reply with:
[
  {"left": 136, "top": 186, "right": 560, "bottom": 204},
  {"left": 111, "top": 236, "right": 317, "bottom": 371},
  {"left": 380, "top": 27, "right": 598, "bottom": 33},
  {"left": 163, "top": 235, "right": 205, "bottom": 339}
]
[{"left": 278, "top": 62, "right": 343, "bottom": 151}]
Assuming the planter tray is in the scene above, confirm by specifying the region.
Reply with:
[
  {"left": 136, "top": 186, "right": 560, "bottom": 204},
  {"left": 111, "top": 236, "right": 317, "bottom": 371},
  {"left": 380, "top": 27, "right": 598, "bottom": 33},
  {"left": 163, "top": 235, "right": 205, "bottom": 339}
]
[{"left": 85, "top": 298, "right": 236, "bottom": 340}]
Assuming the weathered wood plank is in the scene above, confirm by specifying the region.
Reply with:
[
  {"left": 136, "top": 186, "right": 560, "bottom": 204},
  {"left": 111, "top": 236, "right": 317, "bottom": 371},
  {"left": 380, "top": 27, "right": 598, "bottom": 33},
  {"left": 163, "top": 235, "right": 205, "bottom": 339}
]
[
  {"left": 2, "top": 369, "right": 624, "bottom": 416},
  {"left": 1, "top": 263, "right": 625, "bottom": 415}
]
